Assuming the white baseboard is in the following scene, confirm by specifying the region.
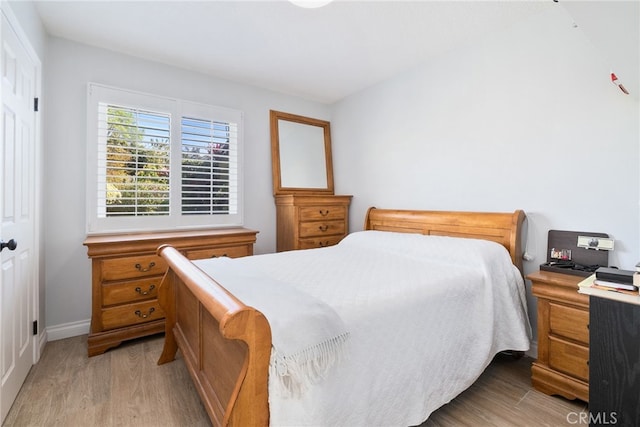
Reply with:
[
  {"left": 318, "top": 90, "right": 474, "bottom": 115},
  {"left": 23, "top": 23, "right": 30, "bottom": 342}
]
[
  {"left": 46, "top": 319, "right": 90, "bottom": 342},
  {"left": 38, "top": 330, "right": 47, "bottom": 355}
]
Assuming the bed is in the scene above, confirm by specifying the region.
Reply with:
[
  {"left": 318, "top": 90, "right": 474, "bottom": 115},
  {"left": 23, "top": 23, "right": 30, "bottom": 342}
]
[{"left": 156, "top": 207, "right": 530, "bottom": 426}]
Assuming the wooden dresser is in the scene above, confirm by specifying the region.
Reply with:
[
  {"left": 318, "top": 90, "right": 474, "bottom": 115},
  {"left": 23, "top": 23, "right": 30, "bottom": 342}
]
[
  {"left": 275, "top": 194, "right": 352, "bottom": 252},
  {"left": 529, "top": 270, "right": 589, "bottom": 402},
  {"left": 83, "top": 228, "right": 257, "bottom": 356}
]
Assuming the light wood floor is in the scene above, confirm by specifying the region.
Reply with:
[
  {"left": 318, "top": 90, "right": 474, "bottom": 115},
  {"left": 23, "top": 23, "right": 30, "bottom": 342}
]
[{"left": 4, "top": 335, "right": 587, "bottom": 426}]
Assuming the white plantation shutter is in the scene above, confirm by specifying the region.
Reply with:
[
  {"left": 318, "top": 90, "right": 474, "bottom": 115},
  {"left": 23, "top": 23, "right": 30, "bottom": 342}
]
[
  {"left": 181, "top": 116, "right": 238, "bottom": 215},
  {"left": 97, "top": 104, "right": 171, "bottom": 217},
  {"left": 87, "top": 84, "right": 243, "bottom": 233}
]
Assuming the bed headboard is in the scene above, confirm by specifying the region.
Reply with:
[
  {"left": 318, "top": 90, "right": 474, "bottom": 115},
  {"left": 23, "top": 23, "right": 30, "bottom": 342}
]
[{"left": 364, "top": 207, "right": 526, "bottom": 275}]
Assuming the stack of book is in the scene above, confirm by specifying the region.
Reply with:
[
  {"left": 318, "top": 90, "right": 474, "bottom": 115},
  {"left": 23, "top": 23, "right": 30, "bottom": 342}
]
[{"left": 593, "top": 267, "right": 638, "bottom": 293}]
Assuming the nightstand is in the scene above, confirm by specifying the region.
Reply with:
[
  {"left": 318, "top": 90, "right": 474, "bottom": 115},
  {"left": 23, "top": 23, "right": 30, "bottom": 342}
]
[{"left": 528, "top": 270, "right": 589, "bottom": 402}]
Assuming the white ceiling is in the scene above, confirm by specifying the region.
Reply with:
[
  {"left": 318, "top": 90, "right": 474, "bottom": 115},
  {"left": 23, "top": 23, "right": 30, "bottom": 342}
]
[
  {"left": 34, "top": 0, "right": 556, "bottom": 103},
  {"left": 33, "top": 1, "right": 637, "bottom": 104}
]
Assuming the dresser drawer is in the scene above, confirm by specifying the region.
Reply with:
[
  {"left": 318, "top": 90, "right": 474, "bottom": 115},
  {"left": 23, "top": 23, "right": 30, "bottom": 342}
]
[
  {"left": 299, "top": 220, "right": 345, "bottom": 238},
  {"left": 185, "top": 245, "right": 251, "bottom": 260},
  {"left": 298, "top": 235, "right": 344, "bottom": 249},
  {"left": 299, "top": 206, "right": 346, "bottom": 221},
  {"left": 102, "top": 277, "right": 162, "bottom": 306},
  {"left": 549, "top": 302, "right": 589, "bottom": 344},
  {"left": 101, "top": 300, "right": 164, "bottom": 331},
  {"left": 101, "top": 254, "right": 168, "bottom": 281},
  {"left": 549, "top": 336, "right": 589, "bottom": 381}
]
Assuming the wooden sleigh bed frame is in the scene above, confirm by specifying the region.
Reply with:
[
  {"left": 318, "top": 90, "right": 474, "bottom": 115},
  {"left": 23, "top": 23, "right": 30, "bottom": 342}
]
[{"left": 156, "top": 208, "right": 525, "bottom": 426}]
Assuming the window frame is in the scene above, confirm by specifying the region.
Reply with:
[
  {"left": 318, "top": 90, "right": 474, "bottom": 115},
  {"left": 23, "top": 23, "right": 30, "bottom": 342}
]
[{"left": 86, "top": 83, "right": 244, "bottom": 234}]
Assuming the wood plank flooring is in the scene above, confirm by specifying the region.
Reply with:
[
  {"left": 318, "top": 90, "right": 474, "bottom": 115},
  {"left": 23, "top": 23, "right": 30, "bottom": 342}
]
[
  {"left": 4, "top": 335, "right": 587, "bottom": 426},
  {"left": 3, "top": 335, "right": 210, "bottom": 427},
  {"left": 419, "top": 353, "right": 587, "bottom": 427}
]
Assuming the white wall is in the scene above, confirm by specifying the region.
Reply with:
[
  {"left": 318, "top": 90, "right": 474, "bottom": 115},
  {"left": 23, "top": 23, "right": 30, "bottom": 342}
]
[
  {"left": 6, "top": 1, "right": 46, "bottom": 55},
  {"left": 43, "top": 37, "right": 330, "bottom": 335},
  {"left": 330, "top": 5, "right": 639, "bottom": 343}
]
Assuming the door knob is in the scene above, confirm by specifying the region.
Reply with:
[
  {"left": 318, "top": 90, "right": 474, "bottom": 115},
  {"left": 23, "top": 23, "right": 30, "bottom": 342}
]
[{"left": 0, "top": 239, "right": 17, "bottom": 252}]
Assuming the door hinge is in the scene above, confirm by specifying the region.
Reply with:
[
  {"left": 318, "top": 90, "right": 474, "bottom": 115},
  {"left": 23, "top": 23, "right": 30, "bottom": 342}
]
[
  {"left": 34, "top": 97, "right": 39, "bottom": 112},
  {"left": 32, "top": 320, "right": 38, "bottom": 335}
]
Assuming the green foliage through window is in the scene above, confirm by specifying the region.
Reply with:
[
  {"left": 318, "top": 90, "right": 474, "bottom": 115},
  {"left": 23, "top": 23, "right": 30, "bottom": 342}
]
[
  {"left": 181, "top": 117, "right": 235, "bottom": 215},
  {"left": 102, "top": 105, "right": 170, "bottom": 217},
  {"left": 99, "top": 106, "right": 237, "bottom": 218}
]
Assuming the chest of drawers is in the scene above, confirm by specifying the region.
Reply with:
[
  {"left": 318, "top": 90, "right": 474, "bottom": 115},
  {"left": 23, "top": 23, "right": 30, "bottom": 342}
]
[
  {"left": 84, "top": 228, "right": 257, "bottom": 356},
  {"left": 275, "top": 194, "right": 352, "bottom": 251},
  {"left": 529, "top": 270, "right": 589, "bottom": 402}
]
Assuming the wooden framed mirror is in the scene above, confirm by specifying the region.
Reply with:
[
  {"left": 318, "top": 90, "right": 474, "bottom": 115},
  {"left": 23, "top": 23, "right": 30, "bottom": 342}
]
[{"left": 270, "top": 110, "right": 334, "bottom": 195}]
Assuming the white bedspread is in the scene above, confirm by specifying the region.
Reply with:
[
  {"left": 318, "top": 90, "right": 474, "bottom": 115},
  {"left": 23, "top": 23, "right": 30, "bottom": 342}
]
[
  {"left": 195, "top": 258, "right": 350, "bottom": 398},
  {"left": 194, "top": 231, "right": 531, "bottom": 426}
]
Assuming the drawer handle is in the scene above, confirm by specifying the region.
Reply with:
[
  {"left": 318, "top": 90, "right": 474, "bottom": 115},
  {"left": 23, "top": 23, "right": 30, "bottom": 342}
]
[
  {"left": 319, "top": 241, "right": 330, "bottom": 247},
  {"left": 135, "top": 262, "right": 156, "bottom": 272},
  {"left": 319, "top": 225, "right": 329, "bottom": 232},
  {"left": 211, "top": 253, "right": 228, "bottom": 258},
  {"left": 134, "top": 307, "right": 155, "bottom": 319},
  {"left": 135, "top": 284, "right": 155, "bottom": 296},
  {"left": 319, "top": 209, "right": 329, "bottom": 216}
]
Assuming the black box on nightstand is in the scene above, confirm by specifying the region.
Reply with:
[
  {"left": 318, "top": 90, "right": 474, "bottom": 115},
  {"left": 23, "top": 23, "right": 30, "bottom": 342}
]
[{"left": 539, "top": 230, "right": 609, "bottom": 277}]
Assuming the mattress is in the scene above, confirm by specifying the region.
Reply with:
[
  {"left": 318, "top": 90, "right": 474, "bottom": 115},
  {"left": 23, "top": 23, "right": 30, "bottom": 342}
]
[{"left": 194, "top": 230, "right": 531, "bottom": 426}]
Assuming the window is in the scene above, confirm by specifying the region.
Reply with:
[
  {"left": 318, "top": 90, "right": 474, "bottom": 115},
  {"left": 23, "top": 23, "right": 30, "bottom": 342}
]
[
  {"left": 87, "top": 84, "right": 243, "bottom": 233},
  {"left": 181, "top": 116, "right": 237, "bottom": 215}
]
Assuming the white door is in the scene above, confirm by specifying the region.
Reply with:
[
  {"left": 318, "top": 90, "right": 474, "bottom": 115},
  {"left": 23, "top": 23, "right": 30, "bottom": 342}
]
[{"left": 0, "top": 9, "right": 38, "bottom": 423}]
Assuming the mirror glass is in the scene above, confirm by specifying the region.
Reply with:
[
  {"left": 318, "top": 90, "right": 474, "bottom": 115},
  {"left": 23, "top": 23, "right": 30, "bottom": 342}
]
[{"left": 270, "top": 110, "right": 334, "bottom": 195}]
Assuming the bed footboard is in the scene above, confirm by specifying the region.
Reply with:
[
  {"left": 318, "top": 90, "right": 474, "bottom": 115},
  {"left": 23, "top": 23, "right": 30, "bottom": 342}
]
[{"left": 156, "top": 245, "right": 271, "bottom": 427}]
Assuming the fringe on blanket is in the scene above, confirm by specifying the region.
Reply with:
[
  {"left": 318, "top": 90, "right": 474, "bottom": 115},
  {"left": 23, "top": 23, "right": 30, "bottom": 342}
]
[{"left": 269, "top": 331, "right": 351, "bottom": 398}]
